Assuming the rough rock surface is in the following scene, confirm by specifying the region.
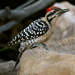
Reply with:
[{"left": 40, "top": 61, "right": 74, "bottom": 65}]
[
  {"left": 18, "top": 36, "right": 75, "bottom": 75},
  {"left": 0, "top": 61, "right": 17, "bottom": 75},
  {"left": 18, "top": 49, "right": 75, "bottom": 75},
  {"left": 47, "top": 37, "right": 75, "bottom": 55}
]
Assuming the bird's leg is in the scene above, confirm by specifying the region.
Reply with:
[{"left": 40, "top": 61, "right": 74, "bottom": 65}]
[{"left": 32, "top": 43, "right": 49, "bottom": 50}]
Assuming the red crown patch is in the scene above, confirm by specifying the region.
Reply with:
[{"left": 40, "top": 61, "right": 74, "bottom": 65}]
[{"left": 46, "top": 6, "right": 57, "bottom": 13}]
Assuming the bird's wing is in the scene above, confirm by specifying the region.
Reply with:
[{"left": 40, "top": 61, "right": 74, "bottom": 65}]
[{"left": 6, "top": 17, "right": 49, "bottom": 47}]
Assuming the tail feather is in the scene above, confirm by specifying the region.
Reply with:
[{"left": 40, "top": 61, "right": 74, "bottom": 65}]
[
  {"left": 6, "top": 41, "right": 18, "bottom": 47},
  {"left": 6, "top": 31, "right": 24, "bottom": 47},
  {"left": 6, "top": 36, "right": 20, "bottom": 47}
]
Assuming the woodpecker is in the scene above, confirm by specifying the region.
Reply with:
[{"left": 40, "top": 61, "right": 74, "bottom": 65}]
[{"left": 6, "top": 6, "right": 69, "bottom": 70}]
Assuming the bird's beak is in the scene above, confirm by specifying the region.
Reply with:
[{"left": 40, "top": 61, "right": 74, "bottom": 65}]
[
  {"left": 61, "top": 9, "right": 69, "bottom": 13},
  {"left": 56, "top": 9, "right": 69, "bottom": 17}
]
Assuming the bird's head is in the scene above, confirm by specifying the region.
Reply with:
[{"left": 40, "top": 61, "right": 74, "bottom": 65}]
[{"left": 45, "top": 6, "right": 69, "bottom": 26}]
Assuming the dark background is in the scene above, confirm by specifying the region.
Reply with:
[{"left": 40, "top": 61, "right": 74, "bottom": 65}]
[{"left": 0, "top": 0, "right": 75, "bottom": 9}]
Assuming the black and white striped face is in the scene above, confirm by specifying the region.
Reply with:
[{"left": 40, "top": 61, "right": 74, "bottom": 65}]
[
  {"left": 46, "top": 7, "right": 69, "bottom": 24},
  {"left": 46, "top": 8, "right": 61, "bottom": 20}
]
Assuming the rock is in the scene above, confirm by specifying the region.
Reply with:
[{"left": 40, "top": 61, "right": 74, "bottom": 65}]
[
  {"left": 47, "top": 37, "right": 75, "bottom": 54},
  {"left": 18, "top": 48, "right": 75, "bottom": 75},
  {"left": 18, "top": 37, "right": 75, "bottom": 75},
  {"left": 0, "top": 60, "right": 15, "bottom": 73},
  {"left": 0, "top": 61, "right": 17, "bottom": 75}
]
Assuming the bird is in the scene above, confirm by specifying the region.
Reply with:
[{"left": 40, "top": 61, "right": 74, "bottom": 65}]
[{"left": 5, "top": 6, "right": 69, "bottom": 70}]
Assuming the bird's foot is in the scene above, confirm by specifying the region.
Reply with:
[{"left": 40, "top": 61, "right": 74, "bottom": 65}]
[{"left": 32, "top": 43, "right": 49, "bottom": 50}]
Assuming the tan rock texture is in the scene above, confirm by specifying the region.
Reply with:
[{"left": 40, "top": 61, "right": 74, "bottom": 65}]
[
  {"left": 18, "top": 48, "right": 75, "bottom": 75},
  {"left": 18, "top": 37, "right": 75, "bottom": 75},
  {"left": 0, "top": 61, "right": 17, "bottom": 75}
]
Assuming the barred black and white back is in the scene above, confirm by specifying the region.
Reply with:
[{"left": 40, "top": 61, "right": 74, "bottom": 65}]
[{"left": 7, "top": 17, "right": 50, "bottom": 48}]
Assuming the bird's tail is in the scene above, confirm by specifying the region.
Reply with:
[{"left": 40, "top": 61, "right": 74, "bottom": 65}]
[{"left": 0, "top": 40, "right": 18, "bottom": 52}]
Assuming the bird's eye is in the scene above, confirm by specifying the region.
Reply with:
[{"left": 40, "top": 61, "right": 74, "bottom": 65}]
[
  {"left": 49, "top": 12, "right": 54, "bottom": 16},
  {"left": 53, "top": 10, "right": 56, "bottom": 13}
]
